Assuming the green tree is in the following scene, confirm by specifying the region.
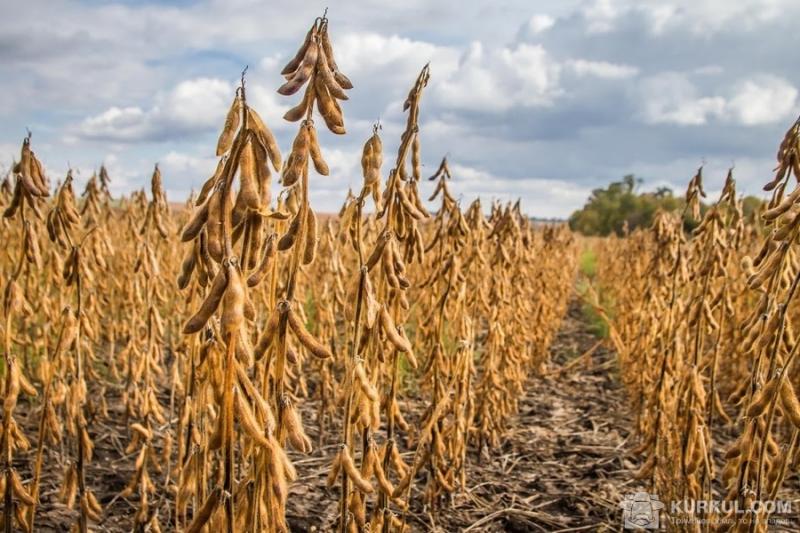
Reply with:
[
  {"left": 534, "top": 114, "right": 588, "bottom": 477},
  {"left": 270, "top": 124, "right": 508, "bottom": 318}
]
[{"left": 569, "top": 175, "right": 684, "bottom": 236}]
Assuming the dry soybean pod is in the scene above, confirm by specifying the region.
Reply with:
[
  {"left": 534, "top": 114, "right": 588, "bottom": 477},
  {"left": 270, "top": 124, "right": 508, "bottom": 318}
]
[
  {"left": 183, "top": 266, "right": 228, "bottom": 334},
  {"left": 288, "top": 306, "right": 332, "bottom": 359}
]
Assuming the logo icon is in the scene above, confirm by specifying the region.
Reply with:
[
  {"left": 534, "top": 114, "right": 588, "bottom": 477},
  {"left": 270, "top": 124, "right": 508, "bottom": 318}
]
[{"left": 620, "top": 492, "right": 664, "bottom": 529}]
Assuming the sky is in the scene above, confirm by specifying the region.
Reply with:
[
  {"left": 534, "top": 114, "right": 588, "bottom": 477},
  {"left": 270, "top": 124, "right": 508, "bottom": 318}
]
[{"left": 1, "top": 0, "right": 798, "bottom": 218}]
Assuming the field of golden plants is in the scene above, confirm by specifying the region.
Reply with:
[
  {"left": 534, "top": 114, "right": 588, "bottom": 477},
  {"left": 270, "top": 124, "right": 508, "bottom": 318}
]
[
  {"left": 1, "top": 14, "right": 799, "bottom": 533},
  {"left": 586, "top": 120, "right": 800, "bottom": 531},
  {"left": 0, "top": 17, "right": 579, "bottom": 533}
]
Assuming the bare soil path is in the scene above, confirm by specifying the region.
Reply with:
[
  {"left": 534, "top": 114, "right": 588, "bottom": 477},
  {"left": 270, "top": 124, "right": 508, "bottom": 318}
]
[{"left": 413, "top": 299, "right": 638, "bottom": 532}]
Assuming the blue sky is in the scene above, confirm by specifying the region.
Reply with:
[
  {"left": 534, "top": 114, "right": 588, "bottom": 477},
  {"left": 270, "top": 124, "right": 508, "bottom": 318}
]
[{"left": 1, "top": 0, "right": 798, "bottom": 217}]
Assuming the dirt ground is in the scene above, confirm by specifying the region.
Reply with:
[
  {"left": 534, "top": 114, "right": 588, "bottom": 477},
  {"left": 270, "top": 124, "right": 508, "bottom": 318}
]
[
  {"left": 276, "top": 299, "right": 639, "bottom": 532},
  {"left": 9, "top": 299, "right": 669, "bottom": 531},
  {"left": 394, "top": 300, "right": 638, "bottom": 532},
  {"left": 13, "top": 298, "right": 641, "bottom": 532}
]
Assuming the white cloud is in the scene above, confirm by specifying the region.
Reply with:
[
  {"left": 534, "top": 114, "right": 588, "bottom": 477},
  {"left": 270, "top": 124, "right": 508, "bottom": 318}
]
[
  {"left": 652, "top": 97, "right": 727, "bottom": 126},
  {"left": 727, "top": 75, "right": 798, "bottom": 125},
  {"left": 0, "top": 143, "right": 19, "bottom": 172},
  {"left": 648, "top": 0, "right": 789, "bottom": 33},
  {"left": 638, "top": 73, "right": 726, "bottom": 125},
  {"left": 160, "top": 151, "right": 217, "bottom": 176},
  {"left": 434, "top": 42, "right": 562, "bottom": 111},
  {"left": 582, "top": 0, "right": 621, "bottom": 33},
  {"left": 638, "top": 72, "right": 798, "bottom": 126},
  {"left": 74, "top": 78, "right": 234, "bottom": 142},
  {"left": 566, "top": 59, "right": 638, "bottom": 79},
  {"left": 335, "top": 32, "right": 460, "bottom": 89},
  {"left": 162, "top": 78, "right": 233, "bottom": 130},
  {"left": 158, "top": 150, "right": 219, "bottom": 199},
  {"left": 245, "top": 83, "right": 292, "bottom": 132},
  {"left": 580, "top": 0, "right": 800, "bottom": 35},
  {"left": 317, "top": 148, "right": 361, "bottom": 184},
  {"left": 258, "top": 54, "right": 283, "bottom": 73},
  {"left": 306, "top": 147, "right": 365, "bottom": 211},
  {"left": 76, "top": 106, "right": 149, "bottom": 141},
  {"left": 528, "top": 14, "right": 556, "bottom": 34},
  {"left": 643, "top": 4, "right": 678, "bottom": 34}
]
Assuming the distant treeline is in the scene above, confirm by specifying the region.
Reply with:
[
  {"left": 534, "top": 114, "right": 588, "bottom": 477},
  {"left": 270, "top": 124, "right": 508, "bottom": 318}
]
[{"left": 568, "top": 174, "right": 763, "bottom": 236}]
